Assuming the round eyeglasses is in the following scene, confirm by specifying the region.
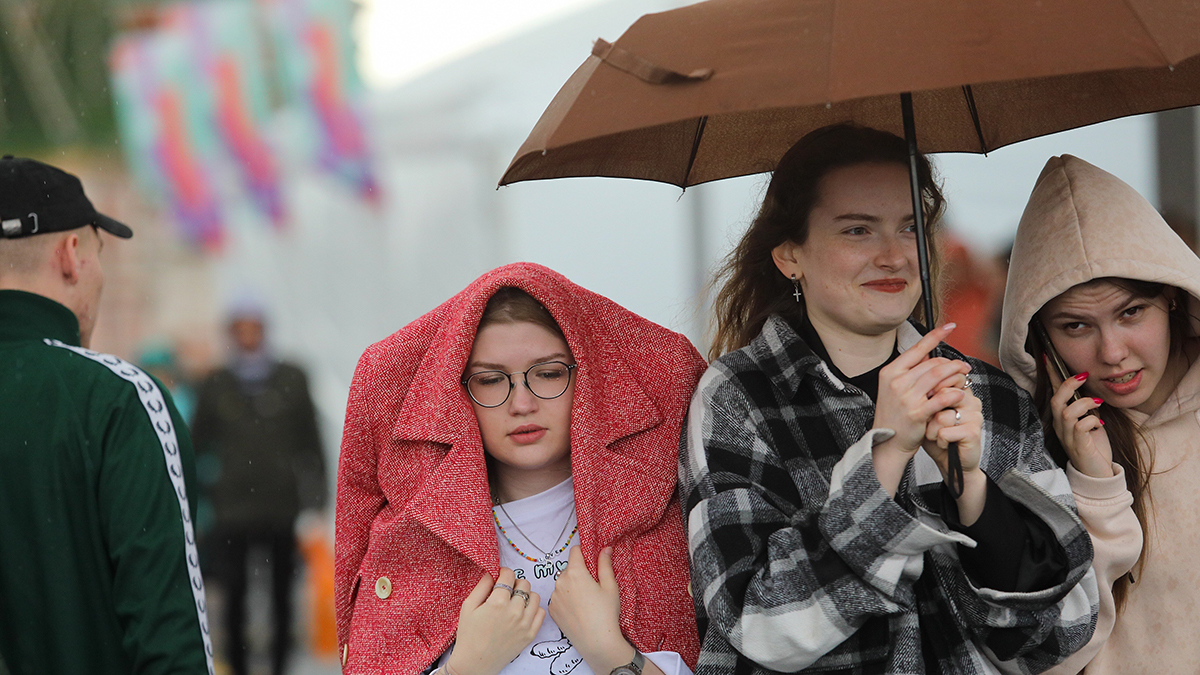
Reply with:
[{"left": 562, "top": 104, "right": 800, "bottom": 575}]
[{"left": 461, "top": 361, "right": 578, "bottom": 408}]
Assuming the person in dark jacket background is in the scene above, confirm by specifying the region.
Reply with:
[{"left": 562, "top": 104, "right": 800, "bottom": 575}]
[{"left": 192, "top": 301, "right": 327, "bottom": 675}]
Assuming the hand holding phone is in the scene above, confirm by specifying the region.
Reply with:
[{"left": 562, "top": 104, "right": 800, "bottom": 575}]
[{"left": 1032, "top": 318, "right": 1114, "bottom": 477}]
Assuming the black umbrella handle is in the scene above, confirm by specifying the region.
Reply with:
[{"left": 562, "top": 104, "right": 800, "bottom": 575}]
[
  {"left": 945, "top": 441, "right": 964, "bottom": 499},
  {"left": 901, "top": 93, "right": 964, "bottom": 500}
]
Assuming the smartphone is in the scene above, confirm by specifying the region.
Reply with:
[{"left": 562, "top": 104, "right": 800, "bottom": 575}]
[{"left": 1031, "top": 317, "right": 1090, "bottom": 410}]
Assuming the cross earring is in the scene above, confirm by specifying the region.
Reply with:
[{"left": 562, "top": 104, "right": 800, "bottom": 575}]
[{"left": 791, "top": 274, "right": 802, "bottom": 303}]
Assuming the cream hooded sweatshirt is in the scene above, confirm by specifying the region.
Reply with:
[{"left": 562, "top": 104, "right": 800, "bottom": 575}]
[{"left": 1000, "top": 155, "right": 1200, "bottom": 675}]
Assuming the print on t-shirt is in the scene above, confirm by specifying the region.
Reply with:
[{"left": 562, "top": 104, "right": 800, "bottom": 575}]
[
  {"left": 512, "top": 559, "right": 570, "bottom": 581},
  {"left": 532, "top": 631, "right": 583, "bottom": 675}
]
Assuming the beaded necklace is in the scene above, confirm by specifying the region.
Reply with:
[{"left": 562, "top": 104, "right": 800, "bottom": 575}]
[{"left": 493, "top": 503, "right": 578, "bottom": 563}]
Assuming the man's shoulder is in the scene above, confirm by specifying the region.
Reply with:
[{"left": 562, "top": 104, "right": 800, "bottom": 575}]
[{"left": 39, "top": 341, "right": 169, "bottom": 405}]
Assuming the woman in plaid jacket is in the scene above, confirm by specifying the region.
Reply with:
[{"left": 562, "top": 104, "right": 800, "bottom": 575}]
[{"left": 679, "top": 125, "right": 1099, "bottom": 674}]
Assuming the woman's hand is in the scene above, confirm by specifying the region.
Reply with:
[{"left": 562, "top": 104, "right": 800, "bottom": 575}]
[
  {"left": 872, "top": 324, "right": 971, "bottom": 495},
  {"left": 447, "top": 568, "right": 545, "bottom": 675},
  {"left": 924, "top": 384, "right": 988, "bottom": 524},
  {"left": 548, "top": 546, "right": 628, "bottom": 673},
  {"left": 924, "top": 385, "right": 983, "bottom": 477},
  {"left": 1048, "top": 367, "right": 1115, "bottom": 478},
  {"left": 548, "top": 547, "right": 664, "bottom": 675}
]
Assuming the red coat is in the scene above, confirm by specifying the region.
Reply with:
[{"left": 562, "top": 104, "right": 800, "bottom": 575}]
[{"left": 335, "top": 263, "right": 706, "bottom": 673}]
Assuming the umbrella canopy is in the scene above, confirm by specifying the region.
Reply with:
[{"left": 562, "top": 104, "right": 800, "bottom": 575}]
[{"left": 499, "top": 0, "right": 1200, "bottom": 187}]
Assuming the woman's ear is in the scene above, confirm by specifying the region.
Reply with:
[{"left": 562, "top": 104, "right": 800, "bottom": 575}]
[{"left": 771, "top": 240, "right": 803, "bottom": 282}]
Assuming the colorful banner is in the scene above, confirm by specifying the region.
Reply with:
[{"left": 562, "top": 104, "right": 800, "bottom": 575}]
[
  {"left": 110, "top": 31, "right": 226, "bottom": 250},
  {"left": 164, "top": 0, "right": 287, "bottom": 227},
  {"left": 265, "top": 0, "right": 380, "bottom": 203},
  {"left": 109, "top": 0, "right": 377, "bottom": 250}
]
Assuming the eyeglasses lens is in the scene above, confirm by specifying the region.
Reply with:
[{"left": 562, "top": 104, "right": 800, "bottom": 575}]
[
  {"left": 467, "top": 371, "right": 511, "bottom": 407},
  {"left": 466, "top": 362, "right": 572, "bottom": 407},
  {"left": 527, "top": 363, "right": 571, "bottom": 399}
]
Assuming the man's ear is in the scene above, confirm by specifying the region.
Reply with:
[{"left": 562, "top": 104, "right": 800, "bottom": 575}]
[
  {"left": 54, "top": 232, "right": 82, "bottom": 285},
  {"left": 771, "top": 240, "right": 803, "bottom": 282}
]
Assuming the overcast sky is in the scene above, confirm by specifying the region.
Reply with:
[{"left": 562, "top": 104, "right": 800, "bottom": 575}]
[{"left": 356, "top": 0, "right": 605, "bottom": 88}]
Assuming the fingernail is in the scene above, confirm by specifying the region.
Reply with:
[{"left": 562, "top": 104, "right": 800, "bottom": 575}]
[
  {"left": 1093, "top": 397, "right": 1104, "bottom": 405},
  {"left": 1100, "top": 419, "right": 1106, "bottom": 426},
  {"left": 942, "top": 322, "right": 956, "bottom": 331},
  {"left": 1074, "top": 372, "right": 1089, "bottom": 381}
]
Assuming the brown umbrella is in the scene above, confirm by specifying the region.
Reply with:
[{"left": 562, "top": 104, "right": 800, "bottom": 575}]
[
  {"left": 499, "top": 0, "right": 1200, "bottom": 496},
  {"left": 499, "top": 0, "right": 1200, "bottom": 188}
]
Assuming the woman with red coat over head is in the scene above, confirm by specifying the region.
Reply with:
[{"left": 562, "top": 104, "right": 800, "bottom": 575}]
[{"left": 335, "top": 263, "right": 705, "bottom": 675}]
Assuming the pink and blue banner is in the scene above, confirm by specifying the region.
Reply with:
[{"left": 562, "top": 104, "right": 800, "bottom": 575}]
[
  {"left": 109, "top": 0, "right": 377, "bottom": 250},
  {"left": 265, "top": 0, "right": 380, "bottom": 203},
  {"left": 165, "top": 0, "right": 287, "bottom": 227},
  {"left": 110, "top": 31, "right": 226, "bottom": 250}
]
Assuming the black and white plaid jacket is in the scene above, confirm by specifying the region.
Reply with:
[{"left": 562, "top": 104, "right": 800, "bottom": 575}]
[{"left": 680, "top": 316, "right": 1098, "bottom": 675}]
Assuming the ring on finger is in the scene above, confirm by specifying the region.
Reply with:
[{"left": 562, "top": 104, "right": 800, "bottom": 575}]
[
  {"left": 954, "top": 409, "right": 962, "bottom": 426},
  {"left": 495, "top": 582, "right": 514, "bottom": 595},
  {"left": 512, "top": 588, "right": 531, "bottom": 607}
]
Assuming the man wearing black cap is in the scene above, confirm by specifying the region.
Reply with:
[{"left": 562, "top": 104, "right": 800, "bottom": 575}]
[{"left": 0, "top": 156, "right": 213, "bottom": 675}]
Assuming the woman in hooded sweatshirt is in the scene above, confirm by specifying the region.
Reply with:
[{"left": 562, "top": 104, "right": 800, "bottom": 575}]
[
  {"left": 680, "top": 124, "right": 1098, "bottom": 675},
  {"left": 335, "top": 263, "right": 705, "bottom": 675},
  {"left": 1000, "top": 154, "right": 1200, "bottom": 674}
]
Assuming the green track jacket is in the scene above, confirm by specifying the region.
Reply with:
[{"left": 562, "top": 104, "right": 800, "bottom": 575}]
[{"left": 0, "top": 290, "right": 213, "bottom": 675}]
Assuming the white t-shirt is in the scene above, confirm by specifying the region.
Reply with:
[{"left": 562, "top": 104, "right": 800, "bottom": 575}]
[{"left": 438, "top": 477, "right": 690, "bottom": 675}]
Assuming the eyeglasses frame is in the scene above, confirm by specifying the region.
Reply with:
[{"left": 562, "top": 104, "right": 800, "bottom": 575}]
[{"left": 460, "top": 360, "right": 578, "bottom": 408}]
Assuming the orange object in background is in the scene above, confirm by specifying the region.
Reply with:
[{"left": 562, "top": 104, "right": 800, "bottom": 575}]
[
  {"left": 299, "top": 525, "right": 338, "bottom": 656},
  {"left": 939, "top": 235, "right": 1006, "bottom": 367}
]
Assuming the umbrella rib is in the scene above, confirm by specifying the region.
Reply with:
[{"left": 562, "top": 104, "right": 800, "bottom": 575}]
[
  {"left": 961, "top": 85, "right": 988, "bottom": 154},
  {"left": 682, "top": 115, "right": 709, "bottom": 186},
  {"left": 1117, "top": 0, "right": 1173, "bottom": 65}
]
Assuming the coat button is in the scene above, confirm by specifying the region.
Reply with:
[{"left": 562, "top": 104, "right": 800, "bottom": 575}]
[
  {"left": 342, "top": 644, "right": 348, "bottom": 666},
  {"left": 375, "top": 576, "right": 393, "bottom": 599}
]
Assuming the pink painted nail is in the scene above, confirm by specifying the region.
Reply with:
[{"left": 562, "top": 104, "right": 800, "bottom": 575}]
[
  {"left": 1074, "top": 372, "right": 1089, "bottom": 381},
  {"left": 1093, "top": 398, "right": 1104, "bottom": 405}
]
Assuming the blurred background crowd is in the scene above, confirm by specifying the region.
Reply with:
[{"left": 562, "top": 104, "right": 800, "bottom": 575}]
[{"left": 3, "top": 0, "right": 1197, "bottom": 672}]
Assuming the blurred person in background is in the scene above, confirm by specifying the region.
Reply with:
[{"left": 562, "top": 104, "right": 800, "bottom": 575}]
[
  {"left": 191, "top": 300, "right": 327, "bottom": 675},
  {"left": 939, "top": 234, "right": 1006, "bottom": 366},
  {"left": 0, "top": 156, "right": 212, "bottom": 674},
  {"left": 140, "top": 342, "right": 215, "bottom": 545},
  {"left": 140, "top": 342, "right": 198, "bottom": 422}
]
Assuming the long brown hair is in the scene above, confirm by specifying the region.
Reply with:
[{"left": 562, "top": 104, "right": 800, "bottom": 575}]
[
  {"left": 708, "top": 123, "right": 946, "bottom": 360},
  {"left": 1029, "top": 277, "right": 1193, "bottom": 611}
]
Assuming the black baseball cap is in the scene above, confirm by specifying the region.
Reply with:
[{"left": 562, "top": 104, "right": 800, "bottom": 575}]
[{"left": 0, "top": 155, "right": 133, "bottom": 239}]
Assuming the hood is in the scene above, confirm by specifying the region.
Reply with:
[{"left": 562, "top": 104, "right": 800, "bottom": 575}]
[
  {"left": 384, "top": 262, "right": 706, "bottom": 573},
  {"left": 999, "top": 155, "right": 1200, "bottom": 404}
]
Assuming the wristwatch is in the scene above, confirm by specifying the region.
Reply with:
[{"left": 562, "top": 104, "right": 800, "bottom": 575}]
[{"left": 610, "top": 649, "right": 645, "bottom": 675}]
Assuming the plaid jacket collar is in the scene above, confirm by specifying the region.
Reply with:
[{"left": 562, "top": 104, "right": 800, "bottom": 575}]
[{"left": 753, "top": 314, "right": 927, "bottom": 401}]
